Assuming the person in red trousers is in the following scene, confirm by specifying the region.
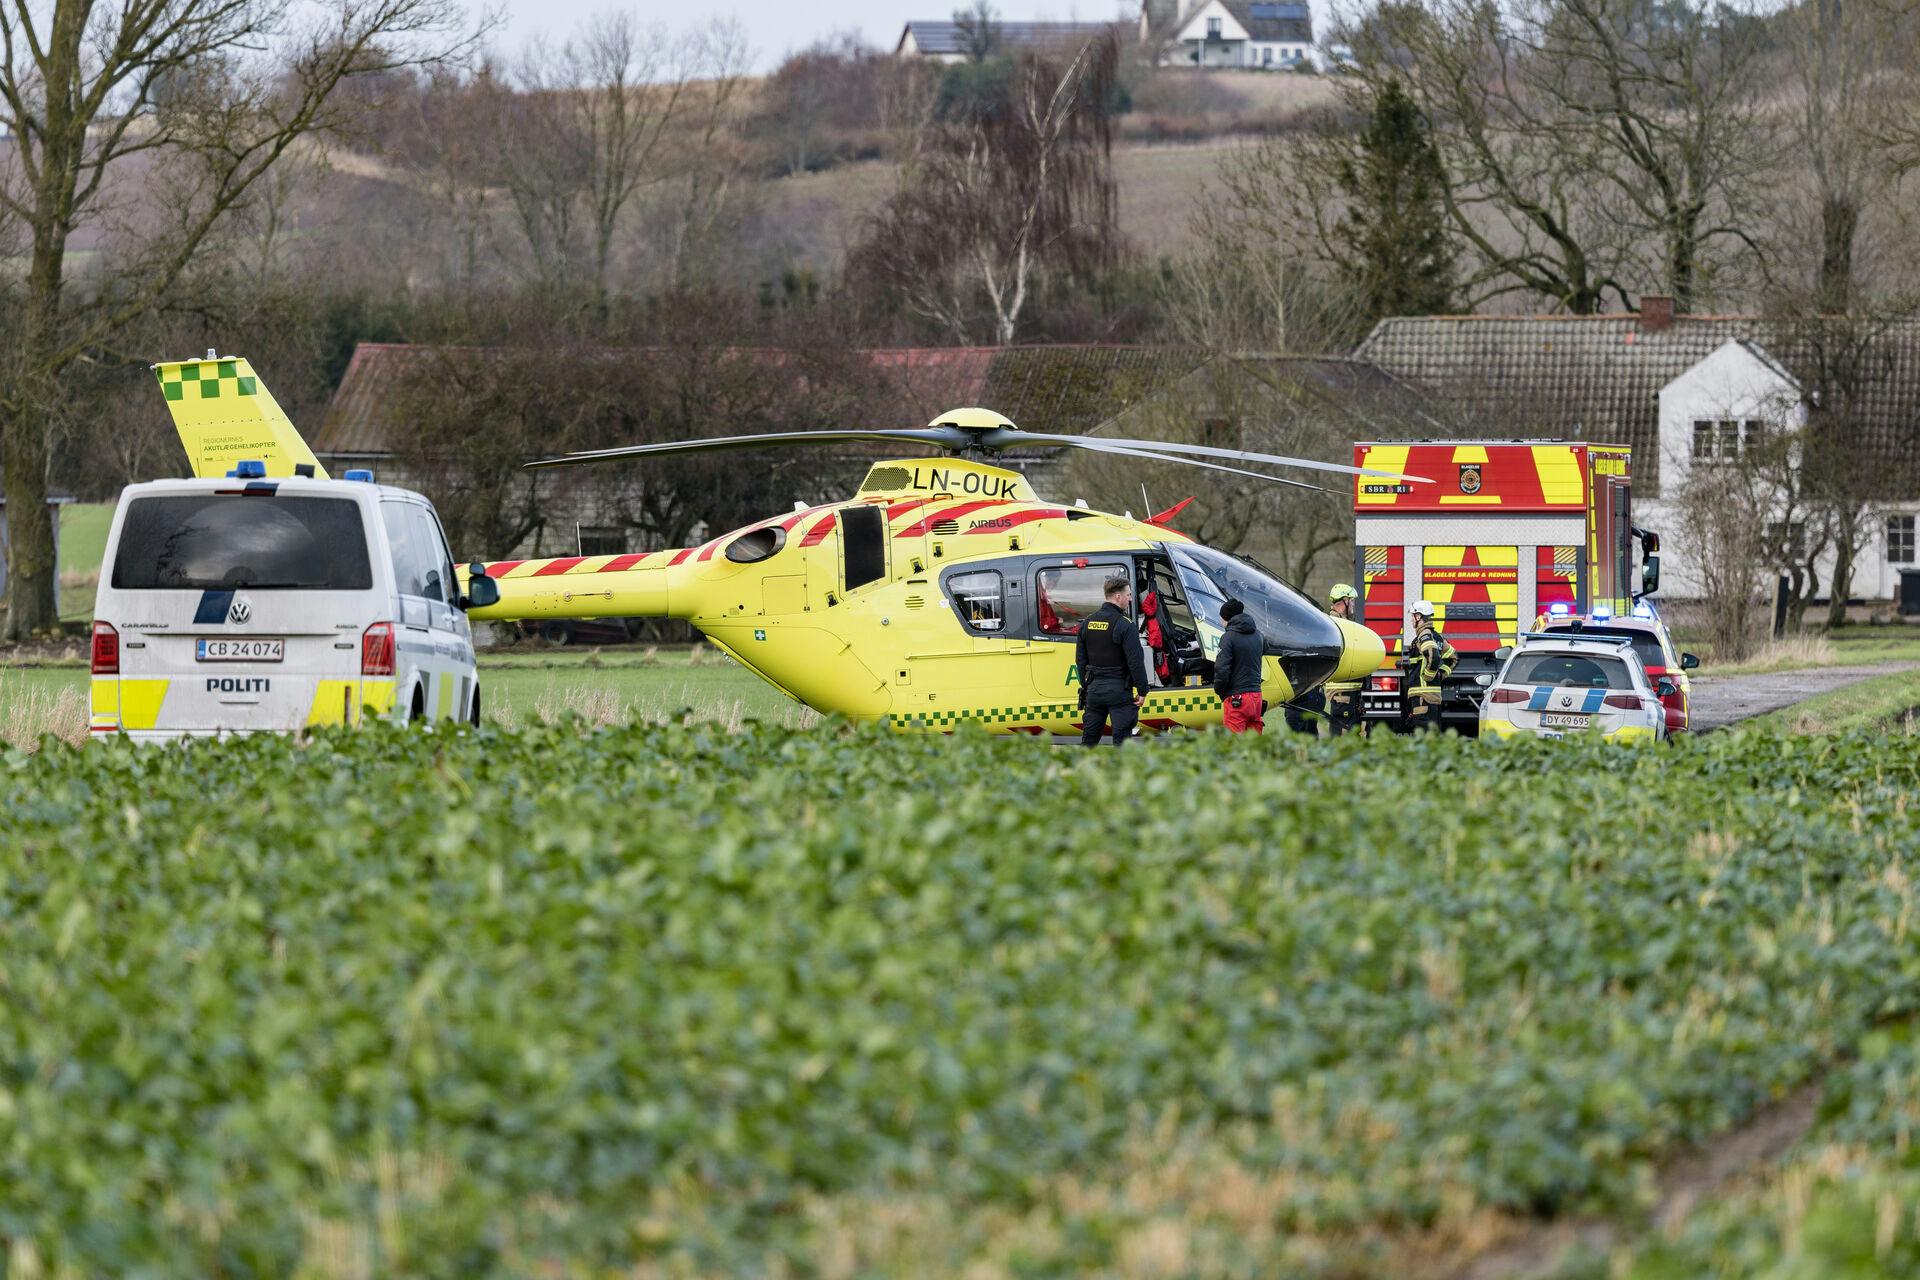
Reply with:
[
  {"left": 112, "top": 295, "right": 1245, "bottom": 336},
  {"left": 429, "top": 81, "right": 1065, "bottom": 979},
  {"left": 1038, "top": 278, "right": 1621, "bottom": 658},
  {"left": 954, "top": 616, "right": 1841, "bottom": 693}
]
[{"left": 1211, "top": 598, "right": 1265, "bottom": 733}]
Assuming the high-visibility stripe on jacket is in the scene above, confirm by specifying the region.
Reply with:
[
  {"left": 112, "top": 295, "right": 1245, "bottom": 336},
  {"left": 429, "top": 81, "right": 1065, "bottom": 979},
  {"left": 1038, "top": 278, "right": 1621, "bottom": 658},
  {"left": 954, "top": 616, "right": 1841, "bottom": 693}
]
[{"left": 1409, "top": 624, "right": 1456, "bottom": 694}]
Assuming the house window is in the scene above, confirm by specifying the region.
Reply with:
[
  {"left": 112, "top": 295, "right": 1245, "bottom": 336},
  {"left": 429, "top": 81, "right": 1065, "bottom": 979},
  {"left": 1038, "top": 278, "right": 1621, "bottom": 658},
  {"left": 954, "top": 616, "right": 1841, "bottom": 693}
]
[
  {"left": 1207, "top": 16, "right": 1221, "bottom": 36},
  {"left": 1690, "top": 418, "right": 1765, "bottom": 464},
  {"left": 577, "top": 527, "right": 627, "bottom": 556},
  {"left": 1889, "top": 515, "right": 1916, "bottom": 564}
]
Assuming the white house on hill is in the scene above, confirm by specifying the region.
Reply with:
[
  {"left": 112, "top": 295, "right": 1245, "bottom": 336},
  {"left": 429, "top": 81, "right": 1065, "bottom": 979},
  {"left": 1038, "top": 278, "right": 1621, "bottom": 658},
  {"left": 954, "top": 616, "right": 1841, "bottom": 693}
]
[{"left": 1142, "top": 0, "right": 1316, "bottom": 69}]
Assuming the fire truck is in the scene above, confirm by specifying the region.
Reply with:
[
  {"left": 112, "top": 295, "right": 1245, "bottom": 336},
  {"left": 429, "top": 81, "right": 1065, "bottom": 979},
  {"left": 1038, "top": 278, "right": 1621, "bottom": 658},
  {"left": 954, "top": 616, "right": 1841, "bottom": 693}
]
[{"left": 1351, "top": 440, "right": 1661, "bottom": 732}]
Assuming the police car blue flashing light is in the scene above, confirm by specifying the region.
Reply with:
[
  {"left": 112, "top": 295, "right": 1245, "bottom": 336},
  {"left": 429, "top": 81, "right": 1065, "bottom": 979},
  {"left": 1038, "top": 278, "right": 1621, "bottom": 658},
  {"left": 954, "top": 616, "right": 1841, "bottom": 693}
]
[
  {"left": 227, "top": 459, "right": 267, "bottom": 479},
  {"left": 1631, "top": 602, "right": 1658, "bottom": 620},
  {"left": 344, "top": 469, "right": 375, "bottom": 483},
  {"left": 1547, "top": 601, "right": 1573, "bottom": 617},
  {"left": 1591, "top": 605, "right": 1614, "bottom": 621}
]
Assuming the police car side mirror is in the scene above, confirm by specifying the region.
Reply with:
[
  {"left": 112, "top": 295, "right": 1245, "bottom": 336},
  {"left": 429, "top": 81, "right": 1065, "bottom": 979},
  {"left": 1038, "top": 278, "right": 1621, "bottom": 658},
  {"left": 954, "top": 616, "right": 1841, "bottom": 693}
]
[
  {"left": 1656, "top": 677, "right": 1678, "bottom": 698},
  {"left": 461, "top": 563, "right": 501, "bottom": 610},
  {"left": 1680, "top": 652, "right": 1700, "bottom": 671},
  {"left": 1473, "top": 672, "right": 1492, "bottom": 688},
  {"left": 1493, "top": 645, "right": 1513, "bottom": 661}
]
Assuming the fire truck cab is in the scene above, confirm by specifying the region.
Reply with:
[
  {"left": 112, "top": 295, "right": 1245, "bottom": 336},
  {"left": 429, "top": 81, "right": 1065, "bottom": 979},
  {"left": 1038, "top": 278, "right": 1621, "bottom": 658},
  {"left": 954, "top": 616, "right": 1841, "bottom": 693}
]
[{"left": 1352, "top": 440, "right": 1660, "bottom": 733}]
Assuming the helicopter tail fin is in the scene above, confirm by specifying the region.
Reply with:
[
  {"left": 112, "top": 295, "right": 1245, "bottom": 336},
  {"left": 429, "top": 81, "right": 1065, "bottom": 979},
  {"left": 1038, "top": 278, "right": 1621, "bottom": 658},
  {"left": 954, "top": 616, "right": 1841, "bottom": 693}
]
[{"left": 153, "top": 355, "right": 328, "bottom": 479}]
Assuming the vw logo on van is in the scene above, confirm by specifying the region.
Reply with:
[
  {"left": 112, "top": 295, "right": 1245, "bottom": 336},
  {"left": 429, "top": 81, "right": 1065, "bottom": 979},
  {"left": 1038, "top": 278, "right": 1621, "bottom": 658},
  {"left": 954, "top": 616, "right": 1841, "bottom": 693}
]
[{"left": 227, "top": 596, "right": 253, "bottom": 626}]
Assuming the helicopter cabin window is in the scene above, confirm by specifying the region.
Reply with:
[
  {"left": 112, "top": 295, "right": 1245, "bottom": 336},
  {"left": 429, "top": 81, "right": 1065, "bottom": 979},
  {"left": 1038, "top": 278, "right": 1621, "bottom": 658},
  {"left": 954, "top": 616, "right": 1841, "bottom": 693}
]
[
  {"left": 1036, "top": 564, "right": 1125, "bottom": 635},
  {"left": 947, "top": 571, "right": 1005, "bottom": 632},
  {"left": 841, "top": 504, "right": 886, "bottom": 590}
]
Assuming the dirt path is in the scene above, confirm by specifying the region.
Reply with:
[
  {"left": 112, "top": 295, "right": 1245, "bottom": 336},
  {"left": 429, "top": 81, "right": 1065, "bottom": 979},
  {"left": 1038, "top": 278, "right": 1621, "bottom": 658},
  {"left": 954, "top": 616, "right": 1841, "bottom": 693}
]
[
  {"left": 1447, "top": 1086, "right": 1821, "bottom": 1280},
  {"left": 1688, "top": 661, "right": 1920, "bottom": 731}
]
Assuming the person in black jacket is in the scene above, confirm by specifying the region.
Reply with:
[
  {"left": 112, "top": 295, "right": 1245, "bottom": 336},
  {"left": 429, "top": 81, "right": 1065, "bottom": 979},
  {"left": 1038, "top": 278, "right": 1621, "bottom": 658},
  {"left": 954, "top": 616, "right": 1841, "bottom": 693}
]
[
  {"left": 1211, "top": 598, "right": 1266, "bottom": 733},
  {"left": 1075, "top": 575, "right": 1151, "bottom": 748}
]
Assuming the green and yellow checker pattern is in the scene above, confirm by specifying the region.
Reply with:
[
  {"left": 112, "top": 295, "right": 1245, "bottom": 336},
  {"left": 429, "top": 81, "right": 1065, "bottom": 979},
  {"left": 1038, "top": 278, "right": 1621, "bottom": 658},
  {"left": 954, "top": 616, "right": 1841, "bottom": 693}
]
[
  {"left": 150, "top": 354, "right": 327, "bottom": 480},
  {"left": 157, "top": 360, "right": 258, "bottom": 402},
  {"left": 888, "top": 690, "right": 1225, "bottom": 732}
]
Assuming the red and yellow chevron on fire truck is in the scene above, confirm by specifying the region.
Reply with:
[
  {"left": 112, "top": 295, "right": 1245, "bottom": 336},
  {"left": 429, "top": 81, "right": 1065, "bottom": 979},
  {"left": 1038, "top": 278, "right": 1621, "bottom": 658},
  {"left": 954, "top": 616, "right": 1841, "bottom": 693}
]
[{"left": 1352, "top": 441, "right": 1662, "bottom": 733}]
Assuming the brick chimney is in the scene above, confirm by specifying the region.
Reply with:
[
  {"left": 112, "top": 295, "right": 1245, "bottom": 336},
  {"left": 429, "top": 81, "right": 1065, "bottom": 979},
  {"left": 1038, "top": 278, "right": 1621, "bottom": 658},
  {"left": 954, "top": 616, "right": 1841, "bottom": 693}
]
[{"left": 1639, "top": 294, "right": 1675, "bottom": 334}]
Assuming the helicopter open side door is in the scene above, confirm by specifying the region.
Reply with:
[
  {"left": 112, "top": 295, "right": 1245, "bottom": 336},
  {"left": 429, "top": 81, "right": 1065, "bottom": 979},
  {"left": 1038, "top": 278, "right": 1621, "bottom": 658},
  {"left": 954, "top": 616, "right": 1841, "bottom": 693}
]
[{"left": 1026, "top": 558, "right": 1131, "bottom": 702}]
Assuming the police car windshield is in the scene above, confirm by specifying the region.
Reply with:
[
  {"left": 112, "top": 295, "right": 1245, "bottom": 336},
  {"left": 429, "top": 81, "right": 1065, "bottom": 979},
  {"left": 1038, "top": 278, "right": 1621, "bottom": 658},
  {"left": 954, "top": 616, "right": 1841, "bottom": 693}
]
[
  {"left": 1169, "top": 545, "right": 1340, "bottom": 653},
  {"left": 1505, "top": 651, "right": 1635, "bottom": 690},
  {"left": 112, "top": 495, "right": 373, "bottom": 590}
]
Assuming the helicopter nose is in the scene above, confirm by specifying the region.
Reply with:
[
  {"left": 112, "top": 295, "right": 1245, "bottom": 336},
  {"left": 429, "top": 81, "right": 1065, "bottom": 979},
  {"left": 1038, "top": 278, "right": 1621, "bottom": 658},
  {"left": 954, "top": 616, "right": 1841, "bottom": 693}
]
[{"left": 1331, "top": 617, "right": 1386, "bottom": 684}]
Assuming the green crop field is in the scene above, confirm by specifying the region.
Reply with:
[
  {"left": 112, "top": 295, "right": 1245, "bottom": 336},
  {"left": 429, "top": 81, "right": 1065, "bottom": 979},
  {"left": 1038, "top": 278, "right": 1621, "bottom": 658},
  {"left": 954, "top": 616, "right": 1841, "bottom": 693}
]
[{"left": 3, "top": 723, "right": 1918, "bottom": 1277}]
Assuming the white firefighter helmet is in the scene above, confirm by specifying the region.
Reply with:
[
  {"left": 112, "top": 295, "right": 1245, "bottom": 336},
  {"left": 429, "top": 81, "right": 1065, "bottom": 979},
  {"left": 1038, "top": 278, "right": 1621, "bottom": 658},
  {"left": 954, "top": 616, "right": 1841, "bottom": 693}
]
[{"left": 1410, "top": 599, "right": 1436, "bottom": 619}]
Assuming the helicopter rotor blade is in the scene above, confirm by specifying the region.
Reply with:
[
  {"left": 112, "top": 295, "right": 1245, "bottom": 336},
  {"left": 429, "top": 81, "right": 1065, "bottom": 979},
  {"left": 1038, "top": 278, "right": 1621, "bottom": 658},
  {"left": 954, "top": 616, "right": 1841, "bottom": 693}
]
[
  {"left": 524, "top": 427, "right": 966, "bottom": 470},
  {"left": 998, "top": 430, "right": 1433, "bottom": 482},
  {"left": 1061, "top": 437, "right": 1338, "bottom": 494}
]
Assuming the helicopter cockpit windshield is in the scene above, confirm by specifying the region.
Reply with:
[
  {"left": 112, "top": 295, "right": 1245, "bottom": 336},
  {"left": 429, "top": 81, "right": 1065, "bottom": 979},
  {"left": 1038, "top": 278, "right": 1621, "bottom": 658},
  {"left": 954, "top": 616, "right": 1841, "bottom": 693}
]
[{"left": 1167, "top": 545, "right": 1344, "bottom": 692}]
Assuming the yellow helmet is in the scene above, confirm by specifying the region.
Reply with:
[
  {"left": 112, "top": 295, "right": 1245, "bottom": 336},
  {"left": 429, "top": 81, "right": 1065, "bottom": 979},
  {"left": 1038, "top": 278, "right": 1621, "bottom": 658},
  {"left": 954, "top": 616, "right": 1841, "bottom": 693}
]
[{"left": 1328, "top": 583, "right": 1357, "bottom": 603}]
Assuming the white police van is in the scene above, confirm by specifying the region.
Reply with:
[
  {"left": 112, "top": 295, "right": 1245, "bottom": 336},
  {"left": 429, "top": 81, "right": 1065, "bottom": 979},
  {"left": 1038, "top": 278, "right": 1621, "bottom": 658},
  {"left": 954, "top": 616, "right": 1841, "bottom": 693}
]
[{"left": 89, "top": 351, "right": 501, "bottom": 739}]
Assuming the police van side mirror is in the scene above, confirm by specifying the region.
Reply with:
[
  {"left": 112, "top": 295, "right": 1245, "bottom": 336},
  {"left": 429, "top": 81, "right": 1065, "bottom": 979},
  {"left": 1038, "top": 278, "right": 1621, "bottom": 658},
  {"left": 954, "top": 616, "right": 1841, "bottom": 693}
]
[
  {"left": 1680, "top": 652, "right": 1700, "bottom": 671},
  {"left": 461, "top": 563, "right": 501, "bottom": 610}
]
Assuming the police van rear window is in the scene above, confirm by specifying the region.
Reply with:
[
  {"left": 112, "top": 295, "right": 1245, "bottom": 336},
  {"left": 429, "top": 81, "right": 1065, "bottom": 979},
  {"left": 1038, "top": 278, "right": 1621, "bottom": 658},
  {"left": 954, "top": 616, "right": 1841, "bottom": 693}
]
[{"left": 111, "top": 495, "right": 373, "bottom": 590}]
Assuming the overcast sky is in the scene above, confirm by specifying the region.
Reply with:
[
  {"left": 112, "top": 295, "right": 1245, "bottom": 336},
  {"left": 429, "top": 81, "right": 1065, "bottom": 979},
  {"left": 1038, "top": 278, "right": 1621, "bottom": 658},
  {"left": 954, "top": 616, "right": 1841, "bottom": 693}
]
[{"left": 482, "top": 1, "right": 1328, "bottom": 70}]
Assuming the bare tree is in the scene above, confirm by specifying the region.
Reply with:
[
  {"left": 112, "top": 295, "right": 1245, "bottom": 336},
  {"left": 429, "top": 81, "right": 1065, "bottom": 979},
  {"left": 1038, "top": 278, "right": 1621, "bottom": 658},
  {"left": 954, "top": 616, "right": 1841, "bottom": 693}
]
[
  {"left": 952, "top": 0, "right": 1001, "bottom": 63},
  {"left": 1342, "top": 0, "right": 1774, "bottom": 314},
  {"left": 1675, "top": 461, "right": 1770, "bottom": 661},
  {"left": 495, "top": 16, "right": 749, "bottom": 303},
  {"left": 0, "top": 0, "right": 463, "bottom": 636},
  {"left": 390, "top": 64, "right": 504, "bottom": 295},
  {"left": 1780, "top": 0, "right": 1908, "bottom": 311},
  {"left": 850, "top": 36, "right": 1118, "bottom": 344}
]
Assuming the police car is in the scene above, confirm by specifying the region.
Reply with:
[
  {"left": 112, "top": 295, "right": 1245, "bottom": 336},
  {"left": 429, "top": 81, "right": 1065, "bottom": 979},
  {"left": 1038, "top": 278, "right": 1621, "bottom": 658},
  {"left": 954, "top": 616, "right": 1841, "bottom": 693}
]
[
  {"left": 1534, "top": 601, "right": 1700, "bottom": 734},
  {"left": 1476, "top": 631, "right": 1671, "bottom": 743},
  {"left": 89, "top": 463, "right": 499, "bottom": 740},
  {"left": 88, "top": 350, "right": 510, "bottom": 739}
]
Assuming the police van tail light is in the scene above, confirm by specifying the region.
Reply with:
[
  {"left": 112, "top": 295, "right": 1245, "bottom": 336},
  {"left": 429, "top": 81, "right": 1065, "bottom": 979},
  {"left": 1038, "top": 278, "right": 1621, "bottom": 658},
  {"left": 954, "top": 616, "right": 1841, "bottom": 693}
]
[
  {"left": 1603, "top": 693, "right": 1645, "bottom": 710},
  {"left": 362, "top": 622, "right": 395, "bottom": 676},
  {"left": 91, "top": 621, "right": 119, "bottom": 675},
  {"left": 1370, "top": 673, "right": 1400, "bottom": 692},
  {"left": 1489, "top": 686, "right": 1529, "bottom": 704}
]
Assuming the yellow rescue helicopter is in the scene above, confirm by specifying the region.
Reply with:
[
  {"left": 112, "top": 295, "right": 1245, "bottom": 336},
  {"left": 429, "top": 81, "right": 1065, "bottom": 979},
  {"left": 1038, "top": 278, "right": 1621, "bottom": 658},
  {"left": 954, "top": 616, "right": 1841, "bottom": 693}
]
[{"left": 155, "top": 355, "right": 1421, "bottom": 734}]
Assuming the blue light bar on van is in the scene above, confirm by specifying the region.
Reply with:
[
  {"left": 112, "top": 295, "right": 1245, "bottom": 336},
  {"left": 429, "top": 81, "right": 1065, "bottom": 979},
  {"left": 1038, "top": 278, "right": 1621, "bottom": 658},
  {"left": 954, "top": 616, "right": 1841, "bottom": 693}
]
[
  {"left": 344, "top": 469, "right": 375, "bottom": 483},
  {"left": 1591, "top": 605, "right": 1613, "bottom": 621},
  {"left": 227, "top": 459, "right": 266, "bottom": 479},
  {"left": 1632, "top": 603, "right": 1656, "bottom": 620}
]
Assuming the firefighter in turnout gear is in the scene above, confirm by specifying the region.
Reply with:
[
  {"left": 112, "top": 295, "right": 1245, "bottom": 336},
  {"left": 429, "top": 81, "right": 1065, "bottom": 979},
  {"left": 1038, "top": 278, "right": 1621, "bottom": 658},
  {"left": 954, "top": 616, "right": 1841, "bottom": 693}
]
[
  {"left": 1405, "top": 599, "right": 1456, "bottom": 730},
  {"left": 1323, "top": 583, "right": 1364, "bottom": 735},
  {"left": 1076, "top": 575, "right": 1151, "bottom": 748}
]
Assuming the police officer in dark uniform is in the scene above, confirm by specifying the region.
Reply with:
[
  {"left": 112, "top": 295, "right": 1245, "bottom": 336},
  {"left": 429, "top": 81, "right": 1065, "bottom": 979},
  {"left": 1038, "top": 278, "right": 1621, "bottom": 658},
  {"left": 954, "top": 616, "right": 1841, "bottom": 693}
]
[{"left": 1076, "top": 574, "right": 1151, "bottom": 748}]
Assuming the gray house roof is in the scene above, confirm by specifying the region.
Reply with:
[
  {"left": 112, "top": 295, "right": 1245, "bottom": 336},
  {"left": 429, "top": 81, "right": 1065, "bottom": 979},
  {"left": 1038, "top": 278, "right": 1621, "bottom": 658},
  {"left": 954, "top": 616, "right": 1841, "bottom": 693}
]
[
  {"left": 1355, "top": 313, "right": 1920, "bottom": 495},
  {"left": 898, "top": 20, "right": 1122, "bottom": 57},
  {"left": 1226, "top": 1, "right": 1313, "bottom": 43}
]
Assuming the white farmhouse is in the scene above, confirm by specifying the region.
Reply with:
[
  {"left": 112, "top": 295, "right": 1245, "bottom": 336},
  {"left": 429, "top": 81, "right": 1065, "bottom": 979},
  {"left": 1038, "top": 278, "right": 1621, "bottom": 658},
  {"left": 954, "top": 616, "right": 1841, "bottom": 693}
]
[
  {"left": 1355, "top": 301, "right": 1920, "bottom": 608},
  {"left": 1141, "top": 0, "right": 1316, "bottom": 69}
]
